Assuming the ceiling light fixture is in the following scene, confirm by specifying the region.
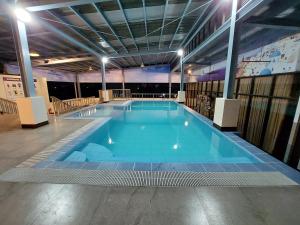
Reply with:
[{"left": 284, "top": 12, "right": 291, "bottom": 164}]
[
  {"left": 177, "top": 49, "right": 184, "bottom": 57},
  {"left": 99, "top": 41, "right": 109, "bottom": 48},
  {"left": 14, "top": 8, "right": 31, "bottom": 23},
  {"left": 102, "top": 56, "right": 108, "bottom": 64},
  {"left": 29, "top": 52, "right": 40, "bottom": 57}
]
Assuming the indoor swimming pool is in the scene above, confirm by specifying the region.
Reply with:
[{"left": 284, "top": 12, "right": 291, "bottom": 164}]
[{"left": 61, "top": 101, "right": 260, "bottom": 164}]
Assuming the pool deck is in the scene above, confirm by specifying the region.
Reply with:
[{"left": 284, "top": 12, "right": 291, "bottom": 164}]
[{"left": 1, "top": 111, "right": 300, "bottom": 224}]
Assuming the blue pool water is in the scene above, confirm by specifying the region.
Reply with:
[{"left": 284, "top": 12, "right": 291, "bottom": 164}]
[{"left": 63, "top": 101, "right": 259, "bottom": 163}]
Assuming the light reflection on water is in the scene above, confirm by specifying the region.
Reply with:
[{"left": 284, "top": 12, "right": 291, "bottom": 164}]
[{"left": 64, "top": 101, "right": 259, "bottom": 163}]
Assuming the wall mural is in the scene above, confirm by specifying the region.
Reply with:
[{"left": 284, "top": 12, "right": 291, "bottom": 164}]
[
  {"left": 237, "top": 33, "right": 300, "bottom": 77},
  {"left": 194, "top": 32, "right": 300, "bottom": 82}
]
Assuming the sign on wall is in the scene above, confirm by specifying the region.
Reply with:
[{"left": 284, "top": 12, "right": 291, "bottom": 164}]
[
  {"left": 0, "top": 75, "right": 38, "bottom": 100},
  {"left": 2, "top": 77, "right": 25, "bottom": 99}
]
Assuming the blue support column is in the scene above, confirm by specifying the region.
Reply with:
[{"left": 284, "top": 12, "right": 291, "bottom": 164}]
[
  {"left": 11, "top": 13, "right": 48, "bottom": 128},
  {"left": 213, "top": 0, "right": 241, "bottom": 131},
  {"left": 180, "top": 55, "right": 184, "bottom": 91},
  {"left": 75, "top": 73, "right": 82, "bottom": 98},
  {"left": 101, "top": 61, "right": 106, "bottom": 91},
  {"left": 177, "top": 54, "right": 186, "bottom": 103},
  {"left": 284, "top": 96, "right": 300, "bottom": 165},
  {"left": 11, "top": 19, "right": 36, "bottom": 97},
  {"left": 122, "top": 69, "right": 125, "bottom": 97},
  {"left": 223, "top": 0, "right": 240, "bottom": 99},
  {"left": 168, "top": 72, "right": 172, "bottom": 99}
]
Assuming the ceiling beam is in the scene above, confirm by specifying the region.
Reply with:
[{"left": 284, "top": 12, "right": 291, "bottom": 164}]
[
  {"left": 92, "top": 3, "right": 129, "bottom": 53},
  {"left": 34, "top": 56, "right": 95, "bottom": 66},
  {"left": 0, "top": 31, "right": 52, "bottom": 41},
  {"left": 92, "top": 3, "right": 135, "bottom": 66},
  {"left": 69, "top": 6, "right": 118, "bottom": 53},
  {"left": 183, "top": 2, "right": 220, "bottom": 49},
  {"left": 245, "top": 17, "right": 300, "bottom": 31},
  {"left": 25, "top": 0, "right": 111, "bottom": 12},
  {"left": 36, "top": 16, "right": 121, "bottom": 69},
  {"left": 47, "top": 10, "right": 106, "bottom": 54},
  {"left": 32, "top": 35, "right": 79, "bottom": 52},
  {"left": 168, "top": 0, "right": 213, "bottom": 65},
  {"left": 141, "top": 0, "right": 150, "bottom": 50},
  {"left": 108, "top": 49, "right": 177, "bottom": 59},
  {"left": 180, "top": 0, "right": 212, "bottom": 48},
  {"left": 168, "top": 0, "right": 192, "bottom": 49},
  {"left": 116, "top": 0, "right": 142, "bottom": 65},
  {"left": 158, "top": 0, "right": 169, "bottom": 50},
  {"left": 177, "top": 0, "right": 274, "bottom": 66}
]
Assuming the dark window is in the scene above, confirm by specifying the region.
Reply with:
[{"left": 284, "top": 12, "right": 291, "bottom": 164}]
[{"left": 47, "top": 81, "right": 76, "bottom": 100}]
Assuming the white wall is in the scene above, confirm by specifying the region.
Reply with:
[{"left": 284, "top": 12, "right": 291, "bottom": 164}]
[
  {"left": 79, "top": 67, "right": 181, "bottom": 83},
  {"left": 5, "top": 64, "right": 76, "bottom": 82},
  {"left": 4, "top": 64, "right": 180, "bottom": 84}
]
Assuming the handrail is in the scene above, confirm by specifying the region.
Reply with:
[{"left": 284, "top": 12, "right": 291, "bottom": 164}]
[
  {"left": 0, "top": 97, "right": 18, "bottom": 115},
  {"left": 111, "top": 89, "right": 131, "bottom": 99},
  {"left": 131, "top": 93, "right": 176, "bottom": 100},
  {"left": 50, "top": 96, "right": 100, "bottom": 115},
  {"left": 110, "top": 90, "right": 177, "bottom": 100}
]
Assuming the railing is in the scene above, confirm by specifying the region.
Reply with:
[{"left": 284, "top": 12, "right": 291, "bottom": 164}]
[
  {"left": 131, "top": 93, "right": 177, "bottom": 100},
  {"left": 0, "top": 97, "right": 18, "bottom": 115},
  {"left": 112, "top": 89, "right": 132, "bottom": 99},
  {"left": 51, "top": 96, "right": 99, "bottom": 115}
]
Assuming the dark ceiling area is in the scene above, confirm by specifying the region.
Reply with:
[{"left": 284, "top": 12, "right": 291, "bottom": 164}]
[
  {"left": 0, "top": 0, "right": 300, "bottom": 73},
  {"left": 180, "top": 0, "right": 300, "bottom": 73},
  {"left": 0, "top": 0, "right": 209, "bottom": 72}
]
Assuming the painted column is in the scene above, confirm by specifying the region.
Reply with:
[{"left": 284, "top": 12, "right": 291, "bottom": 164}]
[
  {"left": 168, "top": 72, "right": 172, "bottom": 99},
  {"left": 180, "top": 55, "right": 184, "bottom": 92},
  {"left": 101, "top": 58, "right": 110, "bottom": 102},
  {"left": 75, "top": 73, "right": 81, "bottom": 98},
  {"left": 74, "top": 82, "right": 78, "bottom": 98},
  {"left": 11, "top": 15, "right": 48, "bottom": 128},
  {"left": 11, "top": 19, "right": 35, "bottom": 97},
  {"left": 284, "top": 96, "right": 300, "bottom": 166},
  {"left": 213, "top": 0, "right": 240, "bottom": 131},
  {"left": 101, "top": 60, "right": 106, "bottom": 91},
  {"left": 177, "top": 55, "right": 186, "bottom": 102},
  {"left": 223, "top": 0, "right": 240, "bottom": 99},
  {"left": 122, "top": 69, "right": 125, "bottom": 98}
]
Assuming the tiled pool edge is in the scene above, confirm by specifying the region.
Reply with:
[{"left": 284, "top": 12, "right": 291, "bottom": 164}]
[
  {"left": 62, "top": 100, "right": 132, "bottom": 120},
  {"left": 0, "top": 168, "right": 297, "bottom": 187},
  {"left": 12, "top": 100, "right": 300, "bottom": 185}
]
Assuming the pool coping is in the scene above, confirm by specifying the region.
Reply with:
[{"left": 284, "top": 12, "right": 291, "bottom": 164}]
[
  {"left": 62, "top": 100, "right": 132, "bottom": 120},
  {"left": 13, "top": 100, "right": 300, "bottom": 185}
]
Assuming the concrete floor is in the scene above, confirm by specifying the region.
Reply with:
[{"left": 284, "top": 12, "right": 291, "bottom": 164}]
[
  {"left": 0, "top": 115, "right": 91, "bottom": 174},
  {"left": 0, "top": 183, "right": 300, "bottom": 225},
  {"left": 0, "top": 114, "right": 21, "bottom": 133},
  {"left": 1, "top": 114, "right": 300, "bottom": 225}
]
